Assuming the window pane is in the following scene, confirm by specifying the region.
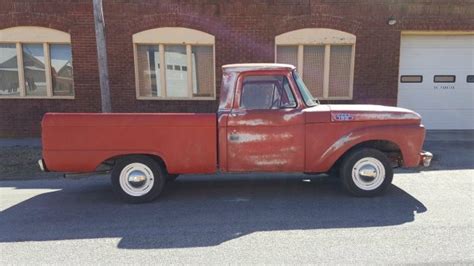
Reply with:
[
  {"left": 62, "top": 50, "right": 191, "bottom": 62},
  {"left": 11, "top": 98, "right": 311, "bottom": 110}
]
[
  {"left": 294, "top": 71, "right": 317, "bottom": 107},
  {"left": 165, "top": 45, "right": 188, "bottom": 97},
  {"left": 50, "top": 44, "right": 74, "bottom": 96},
  {"left": 192, "top": 46, "right": 214, "bottom": 97},
  {"left": 434, "top": 75, "right": 455, "bottom": 83},
  {"left": 0, "top": 44, "right": 20, "bottom": 96},
  {"left": 240, "top": 75, "right": 293, "bottom": 110},
  {"left": 276, "top": 46, "right": 298, "bottom": 69},
  {"left": 282, "top": 77, "right": 297, "bottom": 108},
  {"left": 328, "top": 45, "right": 352, "bottom": 97},
  {"left": 303, "top": 45, "right": 325, "bottom": 98},
  {"left": 136, "top": 45, "right": 161, "bottom": 97},
  {"left": 400, "top": 75, "right": 423, "bottom": 83},
  {"left": 23, "top": 44, "right": 47, "bottom": 96}
]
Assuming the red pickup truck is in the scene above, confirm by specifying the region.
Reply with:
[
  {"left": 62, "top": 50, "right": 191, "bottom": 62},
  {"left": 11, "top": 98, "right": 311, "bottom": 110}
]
[{"left": 39, "top": 63, "right": 432, "bottom": 203}]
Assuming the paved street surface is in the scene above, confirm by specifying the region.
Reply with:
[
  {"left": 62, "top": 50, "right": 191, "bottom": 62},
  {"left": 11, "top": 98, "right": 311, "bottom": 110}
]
[{"left": 1, "top": 138, "right": 473, "bottom": 264}]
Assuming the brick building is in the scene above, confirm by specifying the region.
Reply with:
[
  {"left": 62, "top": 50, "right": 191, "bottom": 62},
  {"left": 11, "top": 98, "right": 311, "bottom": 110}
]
[{"left": 0, "top": 0, "right": 473, "bottom": 137}]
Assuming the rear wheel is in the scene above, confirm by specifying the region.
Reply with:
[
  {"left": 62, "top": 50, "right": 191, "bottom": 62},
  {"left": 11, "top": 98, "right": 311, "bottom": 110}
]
[
  {"left": 111, "top": 155, "right": 165, "bottom": 203},
  {"left": 340, "top": 148, "right": 393, "bottom": 197}
]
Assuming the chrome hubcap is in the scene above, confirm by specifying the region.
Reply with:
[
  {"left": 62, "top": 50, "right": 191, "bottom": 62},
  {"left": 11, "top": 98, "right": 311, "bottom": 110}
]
[
  {"left": 352, "top": 157, "right": 385, "bottom": 191},
  {"left": 119, "top": 163, "right": 154, "bottom": 197},
  {"left": 127, "top": 170, "right": 147, "bottom": 188},
  {"left": 358, "top": 165, "right": 377, "bottom": 181}
]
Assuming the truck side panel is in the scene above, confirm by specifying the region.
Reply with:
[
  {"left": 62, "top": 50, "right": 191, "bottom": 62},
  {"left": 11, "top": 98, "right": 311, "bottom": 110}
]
[
  {"left": 304, "top": 121, "right": 425, "bottom": 172},
  {"left": 42, "top": 113, "right": 217, "bottom": 174}
]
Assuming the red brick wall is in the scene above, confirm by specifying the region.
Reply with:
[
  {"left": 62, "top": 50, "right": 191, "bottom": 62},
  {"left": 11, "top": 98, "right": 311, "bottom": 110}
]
[
  {"left": 0, "top": 0, "right": 100, "bottom": 137},
  {"left": 1, "top": 0, "right": 473, "bottom": 136}
]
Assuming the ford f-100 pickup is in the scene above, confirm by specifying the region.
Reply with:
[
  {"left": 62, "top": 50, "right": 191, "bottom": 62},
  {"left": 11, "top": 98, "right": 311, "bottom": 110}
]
[{"left": 39, "top": 63, "right": 432, "bottom": 203}]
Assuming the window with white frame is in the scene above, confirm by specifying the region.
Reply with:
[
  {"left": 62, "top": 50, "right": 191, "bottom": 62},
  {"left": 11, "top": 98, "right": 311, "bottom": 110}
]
[
  {"left": 0, "top": 26, "right": 74, "bottom": 98},
  {"left": 275, "top": 28, "right": 356, "bottom": 100},
  {"left": 133, "top": 27, "right": 216, "bottom": 100}
]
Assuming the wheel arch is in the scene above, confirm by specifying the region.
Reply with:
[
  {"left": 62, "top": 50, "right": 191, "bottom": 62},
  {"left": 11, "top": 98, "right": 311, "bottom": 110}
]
[
  {"left": 328, "top": 139, "right": 403, "bottom": 173},
  {"left": 96, "top": 152, "right": 170, "bottom": 173},
  {"left": 310, "top": 123, "right": 425, "bottom": 173}
]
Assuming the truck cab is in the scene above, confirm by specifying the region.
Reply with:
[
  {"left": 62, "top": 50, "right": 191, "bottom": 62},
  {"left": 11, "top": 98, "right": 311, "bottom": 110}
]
[{"left": 218, "top": 64, "right": 308, "bottom": 173}]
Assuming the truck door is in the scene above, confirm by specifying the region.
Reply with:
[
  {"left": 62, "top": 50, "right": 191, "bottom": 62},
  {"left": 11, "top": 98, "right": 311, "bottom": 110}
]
[{"left": 226, "top": 73, "right": 305, "bottom": 172}]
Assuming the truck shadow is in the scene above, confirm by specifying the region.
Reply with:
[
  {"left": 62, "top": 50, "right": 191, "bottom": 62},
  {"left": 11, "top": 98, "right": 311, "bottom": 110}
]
[{"left": 0, "top": 175, "right": 427, "bottom": 249}]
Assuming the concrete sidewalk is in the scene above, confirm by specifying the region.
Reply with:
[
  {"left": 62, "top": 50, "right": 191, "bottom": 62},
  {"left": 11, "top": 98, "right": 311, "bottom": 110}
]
[
  {"left": 425, "top": 130, "right": 474, "bottom": 142},
  {"left": 0, "top": 138, "right": 41, "bottom": 147},
  {"left": 0, "top": 138, "right": 60, "bottom": 180}
]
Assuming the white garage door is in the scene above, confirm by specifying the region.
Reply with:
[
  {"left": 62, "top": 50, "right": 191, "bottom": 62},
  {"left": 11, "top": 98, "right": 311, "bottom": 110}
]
[{"left": 398, "top": 34, "right": 474, "bottom": 129}]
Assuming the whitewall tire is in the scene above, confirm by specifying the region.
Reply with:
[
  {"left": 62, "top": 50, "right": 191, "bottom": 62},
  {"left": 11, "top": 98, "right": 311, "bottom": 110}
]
[
  {"left": 340, "top": 148, "right": 393, "bottom": 197},
  {"left": 111, "top": 155, "right": 165, "bottom": 203}
]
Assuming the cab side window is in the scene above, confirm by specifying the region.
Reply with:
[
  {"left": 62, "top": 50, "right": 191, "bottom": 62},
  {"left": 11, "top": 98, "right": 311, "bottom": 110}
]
[{"left": 240, "top": 75, "right": 296, "bottom": 110}]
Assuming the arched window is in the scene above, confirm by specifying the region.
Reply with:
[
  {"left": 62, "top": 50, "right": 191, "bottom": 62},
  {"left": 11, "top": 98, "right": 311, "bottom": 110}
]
[
  {"left": 0, "top": 26, "right": 74, "bottom": 98},
  {"left": 275, "top": 28, "right": 355, "bottom": 100},
  {"left": 133, "top": 27, "right": 216, "bottom": 100}
]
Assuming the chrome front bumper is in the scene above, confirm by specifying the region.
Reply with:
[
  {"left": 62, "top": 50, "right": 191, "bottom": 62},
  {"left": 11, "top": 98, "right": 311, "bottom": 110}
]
[{"left": 420, "top": 151, "right": 433, "bottom": 167}]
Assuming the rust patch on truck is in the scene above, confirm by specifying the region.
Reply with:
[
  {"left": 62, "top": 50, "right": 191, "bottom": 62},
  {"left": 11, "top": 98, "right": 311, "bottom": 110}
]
[
  {"left": 234, "top": 119, "right": 270, "bottom": 126},
  {"left": 321, "top": 133, "right": 361, "bottom": 159},
  {"left": 229, "top": 133, "right": 268, "bottom": 143}
]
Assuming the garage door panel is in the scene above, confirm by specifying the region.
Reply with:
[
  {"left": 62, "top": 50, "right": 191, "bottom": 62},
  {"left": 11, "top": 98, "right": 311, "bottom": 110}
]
[
  {"left": 400, "top": 49, "right": 474, "bottom": 70},
  {"left": 399, "top": 72, "right": 473, "bottom": 88},
  {"left": 401, "top": 35, "right": 474, "bottom": 49},
  {"left": 398, "top": 89, "right": 474, "bottom": 110},
  {"left": 415, "top": 109, "right": 474, "bottom": 130},
  {"left": 397, "top": 34, "right": 474, "bottom": 130}
]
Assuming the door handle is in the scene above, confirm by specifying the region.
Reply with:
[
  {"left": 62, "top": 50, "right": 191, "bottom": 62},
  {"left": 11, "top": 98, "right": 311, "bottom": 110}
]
[
  {"left": 229, "top": 134, "right": 239, "bottom": 141},
  {"left": 230, "top": 112, "right": 244, "bottom": 117}
]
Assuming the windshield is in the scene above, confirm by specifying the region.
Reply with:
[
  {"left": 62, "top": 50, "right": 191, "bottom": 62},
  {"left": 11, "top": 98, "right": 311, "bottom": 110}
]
[{"left": 293, "top": 71, "right": 318, "bottom": 107}]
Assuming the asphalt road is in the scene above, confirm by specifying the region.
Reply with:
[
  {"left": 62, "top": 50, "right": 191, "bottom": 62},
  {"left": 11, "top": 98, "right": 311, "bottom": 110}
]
[{"left": 0, "top": 139, "right": 473, "bottom": 264}]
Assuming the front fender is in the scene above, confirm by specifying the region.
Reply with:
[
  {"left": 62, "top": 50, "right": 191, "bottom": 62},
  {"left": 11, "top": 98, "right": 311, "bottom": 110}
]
[{"left": 305, "top": 123, "right": 425, "bottom": 172}]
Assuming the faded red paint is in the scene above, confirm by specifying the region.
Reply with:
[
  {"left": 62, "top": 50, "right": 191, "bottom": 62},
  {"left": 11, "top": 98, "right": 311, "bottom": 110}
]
[
  {"left": 42, "top": 64, "right": 426, "bottom": 174},
  {"left": 42, "top": 113, "right": 217, "bottom": 174}
]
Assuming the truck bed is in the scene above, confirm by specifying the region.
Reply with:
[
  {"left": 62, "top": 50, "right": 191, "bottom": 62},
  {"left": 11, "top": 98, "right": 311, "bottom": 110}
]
[{"left": 42, "top": 113, "right": 217, "bottom": 174}]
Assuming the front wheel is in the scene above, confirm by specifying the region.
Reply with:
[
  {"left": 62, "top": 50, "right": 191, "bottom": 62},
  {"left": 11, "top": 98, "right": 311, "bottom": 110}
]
[
  {"left": 111, "top": 155, "right": 165, "bottom": 203},
  {"left": 339, "top": 148, "right": 393, "bottom": 197}
]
